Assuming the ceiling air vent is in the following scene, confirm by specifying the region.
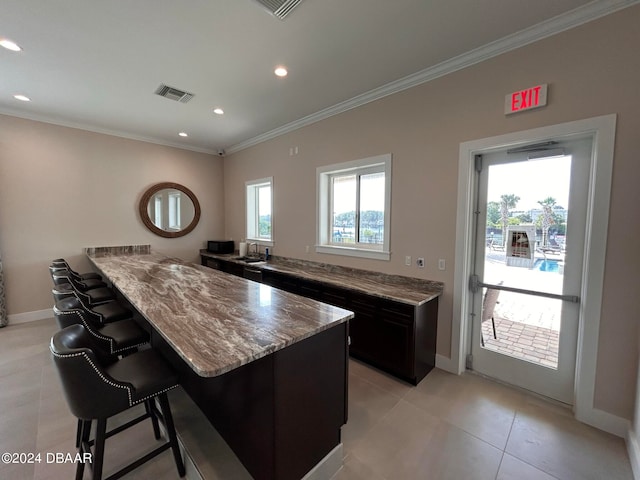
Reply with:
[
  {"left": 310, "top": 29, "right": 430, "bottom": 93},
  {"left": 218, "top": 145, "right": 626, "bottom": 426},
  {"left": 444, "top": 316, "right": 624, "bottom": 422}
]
[
  {"left": 154, "top": 84, "right": 194, "bottom": 103},
  {"left": 253, "top": 0, "right": 304, "bottom": 20}
]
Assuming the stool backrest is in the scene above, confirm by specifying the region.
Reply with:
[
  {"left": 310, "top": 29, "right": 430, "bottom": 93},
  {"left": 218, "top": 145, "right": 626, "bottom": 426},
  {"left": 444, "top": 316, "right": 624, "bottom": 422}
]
[
  {"left": 50, "top": 325, "right": 130, "bottom": 420},
  {"left": 53, "top": 297, "right": 120, "bottom": 355},
  {"left": 51, "top": 270, "right": 83, "bottom": 289}
]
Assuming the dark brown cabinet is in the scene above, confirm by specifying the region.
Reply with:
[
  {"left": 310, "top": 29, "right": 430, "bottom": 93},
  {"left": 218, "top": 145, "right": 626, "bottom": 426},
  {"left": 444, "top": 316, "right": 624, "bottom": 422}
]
[{"left": 202, "top": 255, "right": 438, "bottom": 385}]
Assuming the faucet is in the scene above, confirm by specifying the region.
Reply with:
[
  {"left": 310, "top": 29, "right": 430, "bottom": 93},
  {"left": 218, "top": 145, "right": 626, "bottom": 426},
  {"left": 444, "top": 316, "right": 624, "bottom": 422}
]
[{"left": 248, "top": 242, "right": 259, "bottom": 257}]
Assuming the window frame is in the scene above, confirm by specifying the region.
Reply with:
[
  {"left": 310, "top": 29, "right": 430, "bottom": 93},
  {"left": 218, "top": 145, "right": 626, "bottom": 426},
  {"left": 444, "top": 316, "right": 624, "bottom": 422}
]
[
  {"left": 246, "top": 177, "right": 274, "bottom": 246},
  {"left": 316, "top": 154, "right": 391, "bottom": 260}
]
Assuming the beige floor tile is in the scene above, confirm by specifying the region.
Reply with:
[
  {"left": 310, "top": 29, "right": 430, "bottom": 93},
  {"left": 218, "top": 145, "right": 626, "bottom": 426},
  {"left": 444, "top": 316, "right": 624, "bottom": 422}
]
[
  {"left": 404, "top": 370, "right": 520, "bottom": 449},
  {"left": 506, "top": 403, "right": 632, "bottom": 480},
  {"left": 0, "top": 460, "right": 36, "bottom": 480},
  {"left": 409, "top": 418, "right": 503, "bottom": 480},
  {"left": 350, "top": 399, "right": 441, "bottom": 479},
  {"left": 496, "top": 453, "right": 559, "bottom": 480},
  {"left": 341, "top": 372, "right": 403, "bottom": 452},
  {"left": 348, "top": 359, "right": 413, "bottom": 399},
  {"left": 332, "top": 452, "right": 387, "bottom": 480},
  {"left": 1, "top": 319, "right": 635, "bottom": 480}
]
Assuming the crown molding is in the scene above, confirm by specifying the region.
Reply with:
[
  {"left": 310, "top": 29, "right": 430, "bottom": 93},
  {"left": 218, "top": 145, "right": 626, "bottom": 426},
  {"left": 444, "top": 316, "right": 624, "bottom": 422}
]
[
  {"left": 227, "top": 0, "right": 640, "bottom": 155},
  {"left": 0, "top": 108, "right": 219, "bottom": 156}
]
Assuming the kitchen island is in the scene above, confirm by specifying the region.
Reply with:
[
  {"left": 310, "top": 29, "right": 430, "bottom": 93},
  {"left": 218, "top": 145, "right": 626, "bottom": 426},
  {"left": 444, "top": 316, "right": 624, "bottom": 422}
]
[{"left": 87, "top": 248, "right": 353, "bottom": 480}]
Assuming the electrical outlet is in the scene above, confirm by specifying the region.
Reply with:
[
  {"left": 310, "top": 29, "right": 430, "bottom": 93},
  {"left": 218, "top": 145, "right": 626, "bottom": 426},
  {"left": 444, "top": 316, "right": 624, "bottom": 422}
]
[
  {"left": 438, "top": 259, "right": 446, "bottom": 270},
  {"left": 417, "top": 257, "right": 425, "bottom": 268},
  {"left": 405, "top": 255, "right": 411, "bottom": 266},
  {"left": 305, "top": 245, "right": 310, "bottom": 253}
]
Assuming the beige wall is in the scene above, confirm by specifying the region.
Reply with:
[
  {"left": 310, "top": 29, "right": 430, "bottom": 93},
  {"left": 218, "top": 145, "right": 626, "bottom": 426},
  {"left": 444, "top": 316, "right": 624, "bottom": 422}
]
[
  {"left": 0, "top": 115, "right": 225, "bottom": 315},
  {"left": 0, "top": 6, "right": 637, "bottom": 421},
  {"left": 223, "top": 7, "right": 640, "bottom": 419}
]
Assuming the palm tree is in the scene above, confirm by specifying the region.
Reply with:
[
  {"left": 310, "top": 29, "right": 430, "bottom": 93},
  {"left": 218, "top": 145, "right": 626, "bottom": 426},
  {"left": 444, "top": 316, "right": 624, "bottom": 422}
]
[
  {"left": 537, "top": 197, "right": 557, "bottom": 247},
  {"left": 499, "top": 194, "right": 520, "bottom": 246}
]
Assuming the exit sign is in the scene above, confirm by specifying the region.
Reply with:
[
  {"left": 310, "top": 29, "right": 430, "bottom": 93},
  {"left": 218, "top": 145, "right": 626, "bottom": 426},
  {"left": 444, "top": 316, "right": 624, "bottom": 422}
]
[{"left": 505, "top": 84, "right": 548, "bottom": 115}]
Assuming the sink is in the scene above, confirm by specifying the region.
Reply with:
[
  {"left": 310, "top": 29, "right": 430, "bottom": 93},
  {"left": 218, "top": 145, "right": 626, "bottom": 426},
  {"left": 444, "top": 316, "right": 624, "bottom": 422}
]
[{"left": 235, "top": 256, "right": 264, "bottom": 263}]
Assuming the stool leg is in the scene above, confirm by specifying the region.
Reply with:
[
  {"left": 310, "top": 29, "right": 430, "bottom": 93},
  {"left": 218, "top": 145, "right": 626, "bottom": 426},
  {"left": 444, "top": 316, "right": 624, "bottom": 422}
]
[
  {"left": 75, "top": 418, "right": 82, "bottom": 448},
  {"left": 145, "top": 399, "right": 161, "bottom": 440},
  {"left": 76, "top": 420, "right": 91, "bottom": 480},
  {"left": 491, "top": 316, "right": 497, "bottom": 339},
  {"left": 157, "top": 393, "right": 185, "bottom": 477},
  {"left": 92, "top": 418, "right": 107, "bottom": 480}
]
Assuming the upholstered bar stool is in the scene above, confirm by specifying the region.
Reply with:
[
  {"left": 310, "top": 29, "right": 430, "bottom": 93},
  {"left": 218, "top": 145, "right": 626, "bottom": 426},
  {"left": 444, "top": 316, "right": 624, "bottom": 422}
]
[
  {"left": 53, "top": 297, "right": 148, "bottom": 356},
  {"left": 51, "top": 258, "right": 102, "bottom": 281},
  {"left": 56, "top": 295, "right": 132, "bottom": 325},
  {"left": 51, "top": 282, "right": 115, "bottom": 306},
  {"left": 50, "top": 324, "right": 185, "bottom": 480},
  {"left": 50, "top": 268, "right": 107, "bottom": 290},
  {"left": 54, "top": 296, "right": 141, "bottom": 450}
]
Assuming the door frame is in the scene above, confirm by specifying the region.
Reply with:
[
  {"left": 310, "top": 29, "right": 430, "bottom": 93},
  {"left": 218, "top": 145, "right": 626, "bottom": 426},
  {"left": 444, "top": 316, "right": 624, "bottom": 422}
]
[{"left": 450, "top": 114, "right": 622, "bottom": 435}]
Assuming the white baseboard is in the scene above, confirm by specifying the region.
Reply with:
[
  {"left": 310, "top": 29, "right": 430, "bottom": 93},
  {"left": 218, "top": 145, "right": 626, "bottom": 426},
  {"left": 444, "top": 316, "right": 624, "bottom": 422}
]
[
  {"left": 7, "top": 308, "right": 53, "bottom": 325},
  {"left": 576, "top": 405, "right": 630, "bottom": 438},
  {"left": 435, "top": 353, "right": 460, "bottom": 374},
  {"left": 627, "top": 428, "right": 640, "bottom": 480}
]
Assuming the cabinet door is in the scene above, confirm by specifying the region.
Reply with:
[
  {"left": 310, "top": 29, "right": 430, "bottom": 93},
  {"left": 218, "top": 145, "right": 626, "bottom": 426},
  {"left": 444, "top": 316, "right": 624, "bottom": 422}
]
[
  {"left": 223, "top": 261, "right": 245, "bottom": 278},
  {"left": 322, "top": 286, "right": 350, "bottom": 309},
  {"left": 202, "top": 257, "right": 222, "bottom": 270},
  {"left": 298, "top": 279, "right": 322, "bottom": 301},
  {"left": 263, "top": 271, "right": 299, "bottom": 294},
  {"left": 348, "top": 294, "right": 377, "bottom": 361},
  {"left": 378, "top": 300, "right": 415, "bottom": 378}
]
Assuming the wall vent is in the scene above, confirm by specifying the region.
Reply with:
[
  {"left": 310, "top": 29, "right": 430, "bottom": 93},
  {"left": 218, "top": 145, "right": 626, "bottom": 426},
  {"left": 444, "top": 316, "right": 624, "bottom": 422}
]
[
  {"left": 154, "top": 84, "right": 194, "bottom": 103},
  {"left": 253, "top": 0, "right": 304, "bottom": 20}
]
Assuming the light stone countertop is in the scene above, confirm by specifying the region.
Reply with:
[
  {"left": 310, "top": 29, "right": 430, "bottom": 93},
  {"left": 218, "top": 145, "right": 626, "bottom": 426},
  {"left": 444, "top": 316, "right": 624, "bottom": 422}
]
[
  {"left": 87, "top": 251, "right": 353, "bottom": 378},
  {"left": 200, "top": 251, "right": 444, "bottom": 306}
]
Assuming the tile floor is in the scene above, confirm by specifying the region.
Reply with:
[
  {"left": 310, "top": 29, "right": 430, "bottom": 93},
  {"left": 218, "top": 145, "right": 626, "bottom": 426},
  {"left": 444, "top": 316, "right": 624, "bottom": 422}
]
[{"left": 0, "top": 318, "right": 633, "bottom": 480}]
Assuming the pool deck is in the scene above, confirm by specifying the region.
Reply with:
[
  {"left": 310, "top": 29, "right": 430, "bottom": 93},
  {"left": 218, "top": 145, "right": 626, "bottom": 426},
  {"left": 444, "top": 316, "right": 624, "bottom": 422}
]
[{"left": 481, "top": 248, "right": 563, "bottom": 368}]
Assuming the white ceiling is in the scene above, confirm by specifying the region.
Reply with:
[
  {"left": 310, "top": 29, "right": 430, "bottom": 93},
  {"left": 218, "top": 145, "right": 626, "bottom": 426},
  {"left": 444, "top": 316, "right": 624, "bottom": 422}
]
[{"left": 0, "top": 0, "right": 635, "bottom": 155}]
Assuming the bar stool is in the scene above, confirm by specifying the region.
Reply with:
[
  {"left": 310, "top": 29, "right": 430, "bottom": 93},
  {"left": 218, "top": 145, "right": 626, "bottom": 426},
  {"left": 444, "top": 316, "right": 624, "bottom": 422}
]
[
  {"left": 53, "top": 296, "right": 148, "bottom": 356},
  {"left": 56, "top": 295, "right": 132, "bottom": 325},
  {"left": 50, "top": 324, "right": 185, "bottom": 480},
  {"left": 50, "top": 269, "right": 107, "bottom": 290},
  {"left": 51, "top": 282, "right": 115, "bottom": 306},
  {"left": 51, "top": 258, "right": 102, "bottom": 281}
]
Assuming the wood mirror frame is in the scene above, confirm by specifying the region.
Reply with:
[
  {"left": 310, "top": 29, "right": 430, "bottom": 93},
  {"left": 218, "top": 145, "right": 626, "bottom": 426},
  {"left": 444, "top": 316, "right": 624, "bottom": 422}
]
[{"left": 139, "top": 182, "right": 201, "bottom": 238}]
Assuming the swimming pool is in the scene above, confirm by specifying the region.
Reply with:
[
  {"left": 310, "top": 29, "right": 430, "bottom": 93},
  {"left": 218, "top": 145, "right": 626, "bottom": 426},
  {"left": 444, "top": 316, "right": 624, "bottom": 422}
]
[{"left": 534, "top": 259, "right": 561, "bottom": 273}]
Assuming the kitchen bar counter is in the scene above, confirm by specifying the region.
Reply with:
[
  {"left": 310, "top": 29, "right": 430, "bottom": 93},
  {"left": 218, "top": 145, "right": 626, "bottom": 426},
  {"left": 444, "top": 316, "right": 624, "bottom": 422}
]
[
  {"left": 200, "top": 251, "right": 444, "bottom": 306},
  {"left": 200, "top": 250, "right": 443, "bottom": 385},
  {"left": 86, "top": 248, "right": 352, "bottom": 480},
  {"left": 88, "top": 251, "right": 353, "bottom": 377}
]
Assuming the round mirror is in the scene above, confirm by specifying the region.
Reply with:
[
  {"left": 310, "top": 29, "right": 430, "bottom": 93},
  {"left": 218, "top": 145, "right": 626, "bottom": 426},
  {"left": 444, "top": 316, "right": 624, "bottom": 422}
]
[{"left": 139, "top": 182, "right": 201, "bottom": 238}]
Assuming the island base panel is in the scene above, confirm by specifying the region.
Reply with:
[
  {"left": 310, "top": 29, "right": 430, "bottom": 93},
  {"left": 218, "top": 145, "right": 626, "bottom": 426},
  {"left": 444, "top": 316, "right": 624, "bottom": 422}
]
[{"left": 151, "top": 323, "right": 348, "bottom": 480}]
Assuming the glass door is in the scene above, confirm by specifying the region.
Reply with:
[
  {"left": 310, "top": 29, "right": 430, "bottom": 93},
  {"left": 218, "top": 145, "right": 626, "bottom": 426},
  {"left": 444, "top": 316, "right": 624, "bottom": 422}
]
[{"left": 469, "top": 137, "right": 592, "bottom": 404}]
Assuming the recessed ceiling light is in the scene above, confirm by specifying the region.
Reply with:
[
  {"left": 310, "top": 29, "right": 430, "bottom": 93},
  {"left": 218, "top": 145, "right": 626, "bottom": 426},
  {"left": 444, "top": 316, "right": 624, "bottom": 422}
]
[
  {"left": 0, "top": 38, "right": 22, "bottom": 52},
  {"left": 213, "top": 108, "right": 224, "bottom": 115},
  {"left": 13, "top": 94, "right": 30, "bottom": 102},
  {"left": 178, "top": 132, "right": 188, "bottom": 137},
  {"left": 274, "top": 66, "right": 288, "bottom": 77}
]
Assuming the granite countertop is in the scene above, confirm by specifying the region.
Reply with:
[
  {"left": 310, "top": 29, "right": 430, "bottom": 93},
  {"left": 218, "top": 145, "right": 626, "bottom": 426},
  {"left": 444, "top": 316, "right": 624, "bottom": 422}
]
[
  {"left": 87, "top": 251, "right": 353, "bottom": 378},
  {"left": 200, "top": 251, "right": 444, "bottom": 306}
]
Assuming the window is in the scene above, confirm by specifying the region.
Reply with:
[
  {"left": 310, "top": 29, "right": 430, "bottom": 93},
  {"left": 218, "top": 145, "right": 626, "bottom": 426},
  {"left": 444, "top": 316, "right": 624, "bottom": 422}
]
[
  {"left": 317, "top": 154, "right": 391, "bottom": 260},
  {"left": 168, "top": 191, "right": 181, "bottom": 230},
  {"left": 246, "top": 177, "right": 273, "bottom": 244}
]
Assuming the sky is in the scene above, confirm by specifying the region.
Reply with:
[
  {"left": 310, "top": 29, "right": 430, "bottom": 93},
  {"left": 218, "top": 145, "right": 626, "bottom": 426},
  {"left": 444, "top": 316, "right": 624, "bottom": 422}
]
[{"left": 487, "top": 155, "right": 572, "bottom": 211}]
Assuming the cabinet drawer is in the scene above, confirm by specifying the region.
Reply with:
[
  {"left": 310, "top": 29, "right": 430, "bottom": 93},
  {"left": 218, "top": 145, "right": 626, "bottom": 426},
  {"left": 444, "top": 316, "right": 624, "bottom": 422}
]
[
  {"left": 322, "top": 286, "right": 349, "bottom": 308},
  {"left": 379, "top": 299, "right": 414, "bottom": 323},
  {"left": 298, "top": 279, "right": 322, "bottom": 301}
]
